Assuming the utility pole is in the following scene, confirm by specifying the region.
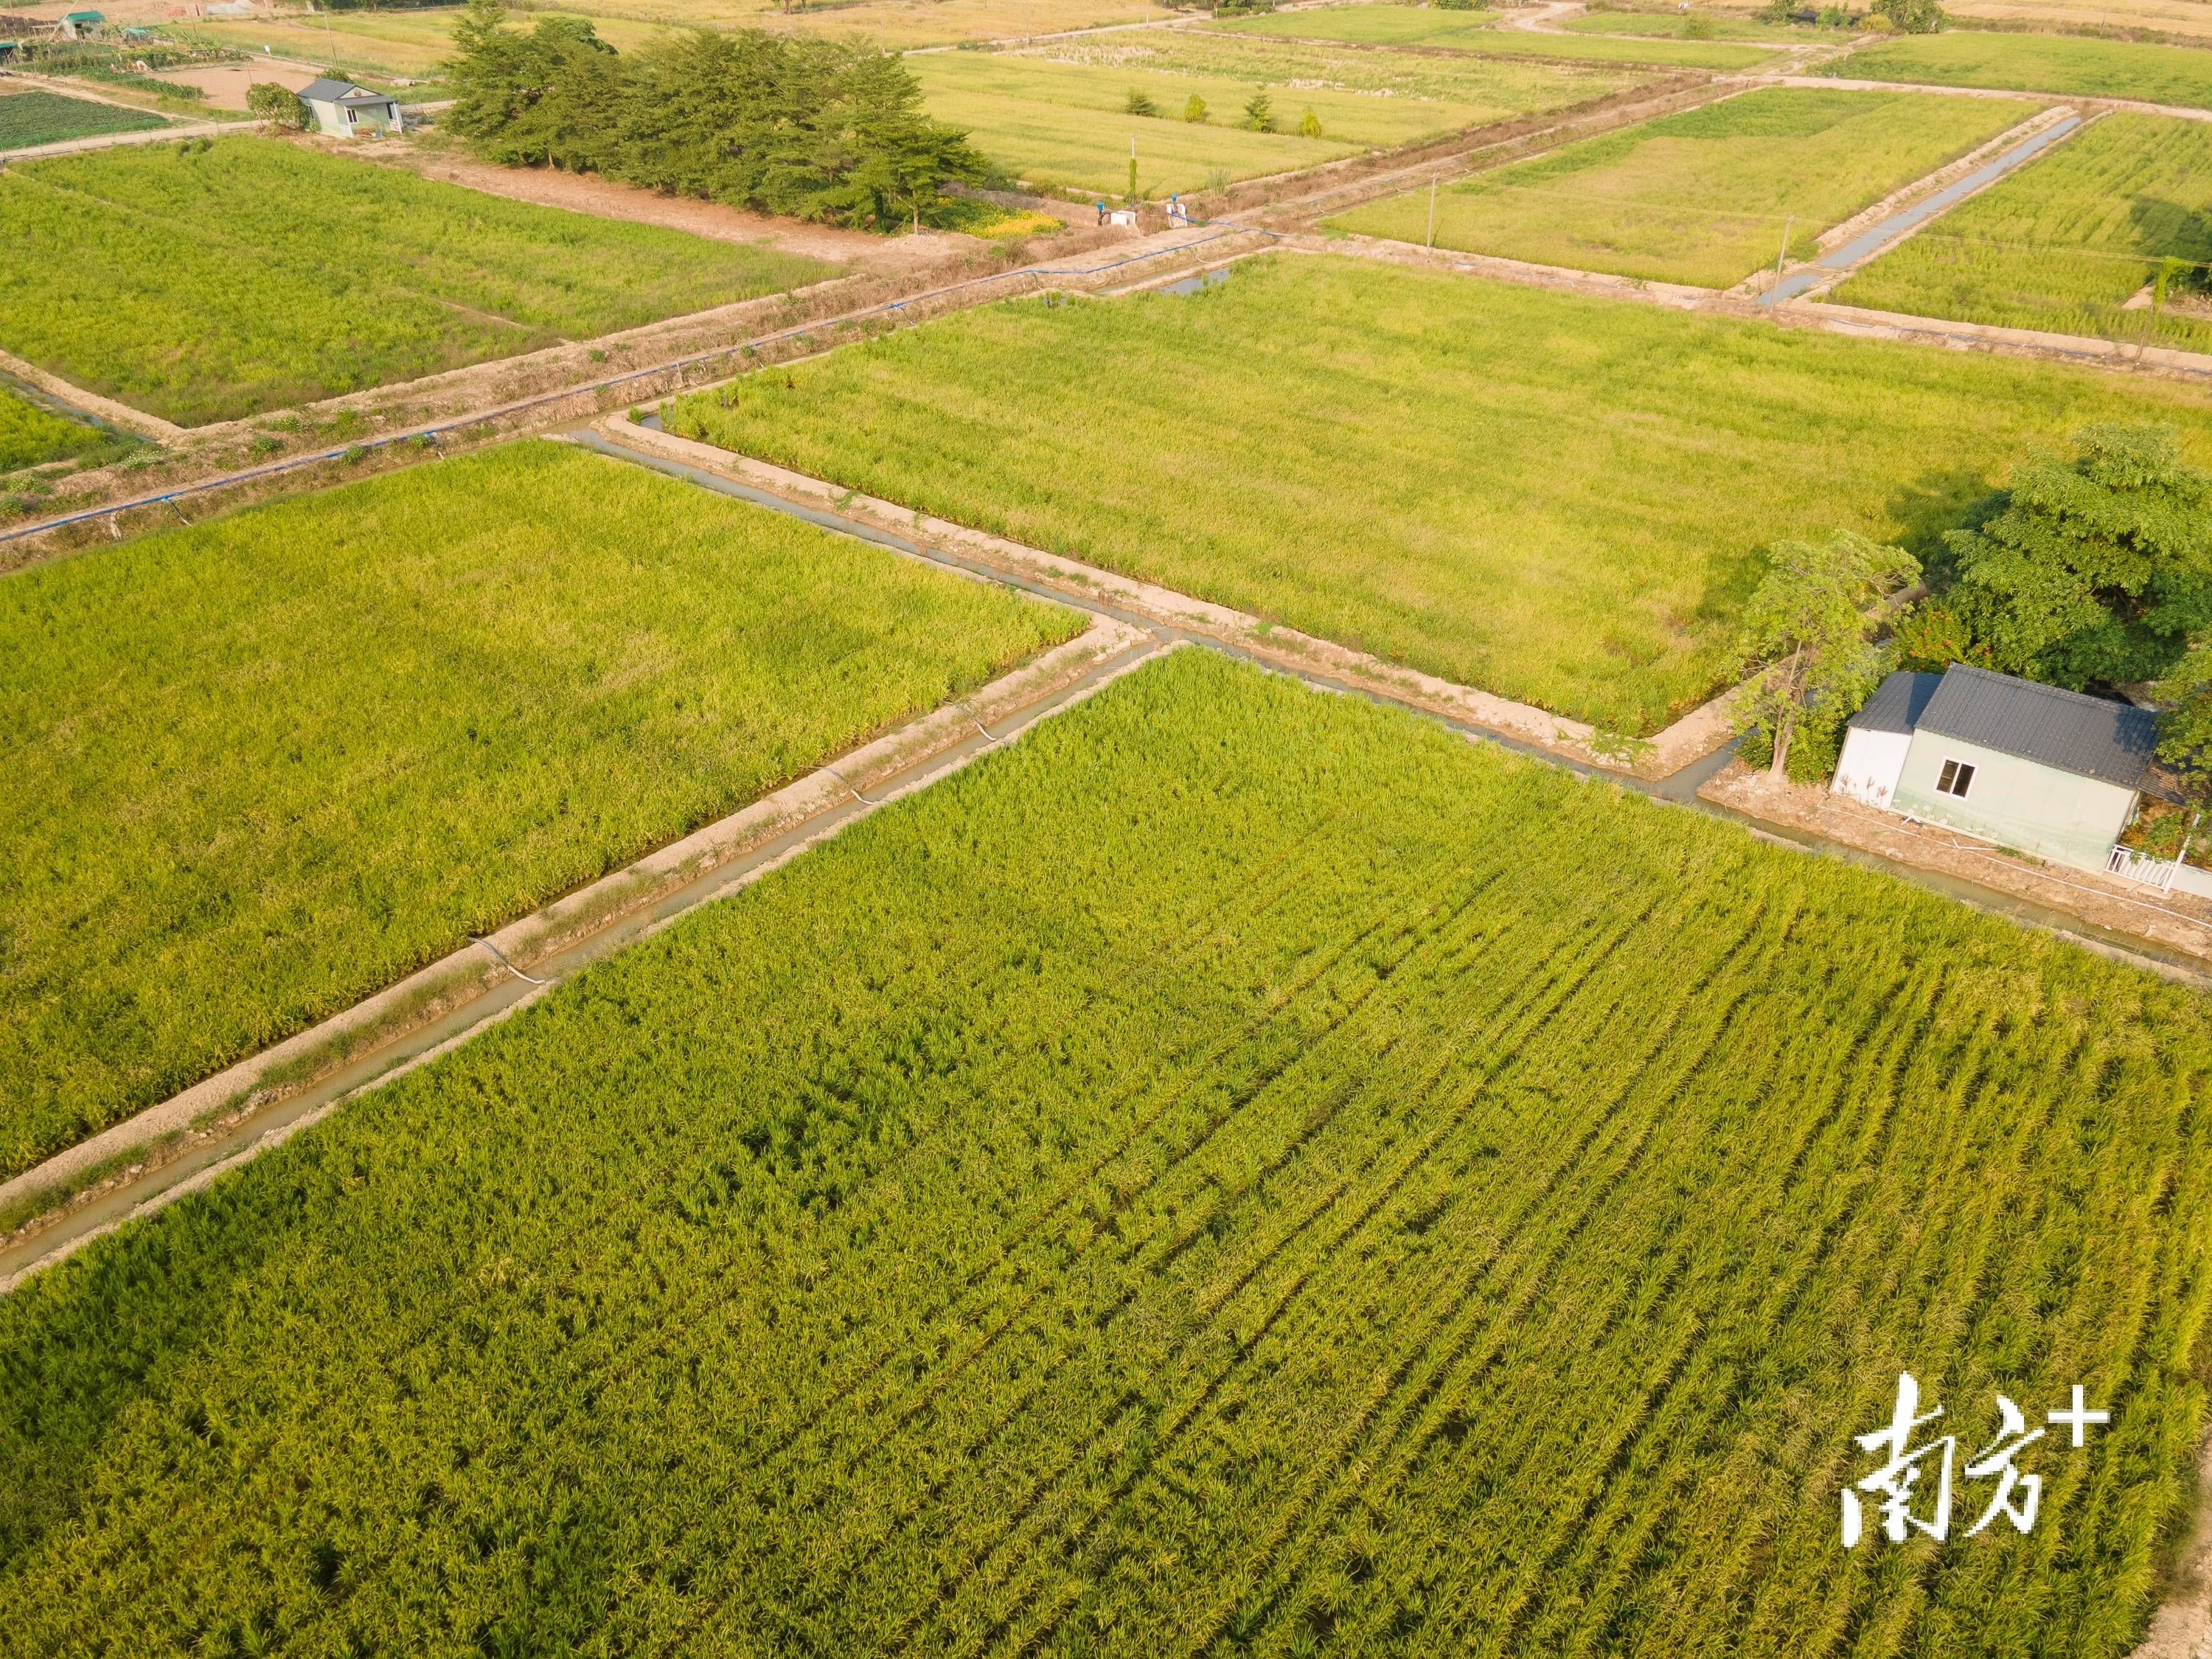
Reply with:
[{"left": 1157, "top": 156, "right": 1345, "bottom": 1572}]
[
  {"left": 1773, "top": 213, "right": 1792, "bottom": 289},
  {"left": 1425, "top": 176, "right": 1438, "bottom": 248},
  {"left": 1128, "top": 133, "right": 1137, "bottom": 203}
]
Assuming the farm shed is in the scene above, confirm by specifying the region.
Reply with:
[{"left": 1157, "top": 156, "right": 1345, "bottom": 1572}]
[
  {"left": 297, "top": 77, "right": 400, "bottom": 138},
  {"left": 1832, "top": 663, "right": 2158, "bottom": 872},
  {"left": 57, "top": 9, "right": 102, "bottom": 38}
]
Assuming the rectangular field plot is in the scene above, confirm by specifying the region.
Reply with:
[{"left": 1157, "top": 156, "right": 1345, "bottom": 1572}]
[
  {"left": 0, "top": 138, "right": 832, "bottom": 425},
  {"left": 1833, "top": 113, "right": 2212, "bottom": 354},
  {"left": 1835, "top": 27, "right": 2212, "bottom": 105},
  {"left": 0, "top": 88, "right": 167, "bottom": 149},
  {"left": 1946, "top": 0, "right": 2212, "bottom": 38},
  {"left": 0, "top": 440, "right": 1079, "bottom": 1178},
  {"left": 1329, "top": 86, "right": 2041, "bottom": 288},
  {"left": 4, "top": 647, "right": 2209, "bottom": 1655},
  {"left": 916, "top": 34, "right": 1639, "bottom": 192},
  {"left": 184, "top": 7, "right": 677, "bottom": 80},
  {"left": 1556, "top": 4, "right": 1832, "bottom": 41},
  {"left": 667, "top": 253, "right": 2212, "bottom": 734},
  {"left": 1209, "top": 5, "right": 1790, "bottom": 71}
]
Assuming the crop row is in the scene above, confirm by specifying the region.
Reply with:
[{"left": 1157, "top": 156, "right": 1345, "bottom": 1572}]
[{"left": 1, "top": 649, "right": 2207, "bottom": 1654}]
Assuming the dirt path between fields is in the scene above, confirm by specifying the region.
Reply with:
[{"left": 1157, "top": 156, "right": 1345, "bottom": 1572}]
[{"left": 364, "top": 145, "right": 975, "bottom": 275}]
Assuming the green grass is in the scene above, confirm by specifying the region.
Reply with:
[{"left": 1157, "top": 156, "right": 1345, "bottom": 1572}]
[
  {"left": 1834, "top": 112, "right": 2212, "bottom": 352},
  {"left": 0, "top": 386, "right": 113, "bottom": 475},
  {"left": 1209, "top": 4, "right": 1790, "bottom": 71},
  {"left": 4, "top": 647, "right": 2210, "bottom": 1655},
  {"left": 914, "top": 35, "right": 1640, "bottom": 192},
  {"left": 666, "top": 253, "right": 2212, "bottom": 734},
  {"left": 0, "top": 137, "right": 832, "bottom": 426},
  {"left": 0, "top": 89, "right": 168, "bottom": 149},
  {"left": 1558, "top": 4, "right": 1828, "bottom": 40},
  {"left": 1329, "top": 86, "right": 2041, "bottom": 287},
  {"left": 1834, "top": 28, "right": 2212, "bottom": 108},
  {"left": 0, "top": 439, "right": 1079, "bottom": 1178}
]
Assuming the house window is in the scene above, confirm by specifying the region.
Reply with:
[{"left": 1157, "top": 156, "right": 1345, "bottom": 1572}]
[
  {"left": 1935, "top": 759, "right": 1975, "bottom": 799},
  {"left": 345, "top": 105, "right": 357, "bottom": 125}
]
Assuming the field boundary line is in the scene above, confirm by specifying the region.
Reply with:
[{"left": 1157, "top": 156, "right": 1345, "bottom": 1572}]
[
  {"left": 0, "top": 614, "right": 1150, "bottom": 1251},
  {"left": 0, "top": 221, "right": 1267, "bottom": 558},
  {"left": 594, "top": 410, "right": 1739, "bottom": 779},
  {"left": 0, "top": 342, "right": 186, "bottom": 440},
  {"left": 1768, "top": 69, "right": 2212, "bottom": 122}
]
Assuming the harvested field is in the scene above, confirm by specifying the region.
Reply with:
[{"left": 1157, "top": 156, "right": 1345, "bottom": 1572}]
[
  {"left": 2, "top": 647, "right": 2208, "bottom": 1655},
  {"left": 1328, "top": 86, "right": 2042, "bottom": 288},
  {"left": 666, "top": 253, "right": 2212, "bottom": 734},
  {"left": 1832, "top": 28, "right": 2212, "bottom": 108},
  {"left": 1833, "top": 111, "right": 2212, "bottom": 353},
  {"left": 0, "top": 136, "right": 832, "bottom": 425},
  {"left": 0, "top": 439, "right": 1079, "bottom": 1178}
]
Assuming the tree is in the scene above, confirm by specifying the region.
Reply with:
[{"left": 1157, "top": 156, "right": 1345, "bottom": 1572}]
[
  {"left": 1183, "top": 93, "right": 1208, "bottom": 122},
  {"left": 1296, "top": 107, "right": 1322, "bottom": 139},
  {"left": 1930, "top": 424, "right": 2212, "bottom": 691},
  {"left": 1733, "top": 530, "right": 1919, "bottom": 781},
  {"left": 1869, "top": 0, "right": 1947, "bottom": 30},
  {"left": 1242, "top": 89, "right": 1274, "bottom": 132},
  {"left": 245, "top": 81, "right": 306, "bottom": 129},
  {"left": 1124, "top": 87, "right": 1158, "bottom": 117},
  {"left": 2153, "top": 645, "right": 2212, "bottom": 815}
]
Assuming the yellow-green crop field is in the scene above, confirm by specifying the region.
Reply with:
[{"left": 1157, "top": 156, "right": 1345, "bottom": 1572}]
[
  {"left": 0, "top": 387, "right": 112, "bottom": 476},
  {"left": 1945, "top": 0, "right": 2212, "bottom": 38},
  {"left": 919, "top": 32, "right": 1641, "bottom": 193},
  {"left": 1557, "top": 4, "right": 1830, "bottom": 41},
  {"left": 0, "top": 137, "right": 830, "bottom": 425},
  {"left": 184, "top": 7, "right": 678, "bottom": 80},
  {"left": 2, "top": 647, "right": 2207, "bottom": 1653},
  {"left": 667, "top": 254, "right": 2212, "bottom": 734},
  {"left": 1330, "top": 86, "right": 2041, "bottom": 288},
  {"left": 1835, "top": 27, "right": 2212, "bottom": 105},
  {"left": 1209, "top": 4, "right": 1790, "bottom": 71},
  {"left": 0, "top": 439, "right": 1078, "bottom": 1178},
  {"left": 1834, "top": 113, "right": 2212, "bottom": 353}
]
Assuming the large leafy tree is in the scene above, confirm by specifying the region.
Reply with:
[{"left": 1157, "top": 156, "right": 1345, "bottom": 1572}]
[
  {"left": 1734, "top": 529, "right": 1919, "bottom": 781},
  {"left": 445, "top": 1, "right": 982, "bottom": 230},
  {"left": 1932, "top": 424, "right": 2212, "bottom": 691}
]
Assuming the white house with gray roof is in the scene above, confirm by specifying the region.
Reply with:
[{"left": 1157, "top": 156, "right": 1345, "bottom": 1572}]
[
  {"left": 1832, "top": 663, "right": 2159, "bottom": 872},
  {"left": 297, "top": 78, "right": 402, "bottom": 139}
]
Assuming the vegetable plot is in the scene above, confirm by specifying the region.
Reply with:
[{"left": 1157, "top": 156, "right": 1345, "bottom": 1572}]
[{"left": 1, "top": 647, "right": 2207, "bottom": 1655}]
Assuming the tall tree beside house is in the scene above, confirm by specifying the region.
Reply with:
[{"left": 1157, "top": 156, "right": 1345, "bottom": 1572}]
[
  {"left": 1733, "top": 529, "right": 1919, "bottom": 782},
  {"left": 2153, "top": 644, "right": 2212, "bottom": 815},
  {"left": 445, "top": 0, "right": 984, "bottom": 230},
  {"left": 1913, "top": 424, "right": 2212, "bottom": 691}
]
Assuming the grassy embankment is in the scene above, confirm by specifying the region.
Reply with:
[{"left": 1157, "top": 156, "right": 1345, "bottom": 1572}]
[
  {"left": 0, "top": 137, "right": 832, "bottom": 425},
  {"left": 1834, "top": 28, "right": 2212, "bottom": 106},
  {"left": 1834, "top": 112, "right": 2212, "bottom": 352},
  {"left": 667, "top": 254, "right": 2212, "bottom": 734},
  {"left": 0, "top": 439, "right": 1079, "bottom": 1177},
  {"left": 1329, "top": 86, "right": 2042, "bottom": 287},
  {"left": 1, "top": 647, "right": 2208, "bottom": 1655}
]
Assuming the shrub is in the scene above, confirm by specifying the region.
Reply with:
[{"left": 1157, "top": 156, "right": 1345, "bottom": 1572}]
[
  {"left": 1242, "top": 88, "right": 1275, "bottom": 131},
  {"left": 1183, "top": 92, "right": 1208, "bottom": 122},
  {"left": 245, "top": 81, "right": 307, "bottom": 128},
  {"left": 1297, "top": 106, "right": 1323, "bottom": 138},
  {"left": 1124, "top": 86, "right": 1158, "bottom": 116},
  {"left": 1869, "top": 0, "right": 1945, "bottom": 29}
]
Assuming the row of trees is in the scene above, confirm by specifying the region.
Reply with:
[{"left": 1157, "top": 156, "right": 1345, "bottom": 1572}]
[
  {"left": 444, "top": 0, "right": 985, "bottom": 231},
  {"left": 1736, "top": 423, "right": 2212, "bottom": 794}
]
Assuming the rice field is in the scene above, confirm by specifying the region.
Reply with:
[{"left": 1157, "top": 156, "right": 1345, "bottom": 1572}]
[
  {"left": 1833, "top": 112, "right": 2212, "bottom": 354},
  {"left": 1834, "top": 29, "right": 2212, "bottom": 108},
  {"left": 0, "top": 137, "right": 830, "bottom": 425},
  {"left": 664, "top": 254, "right": 2212, "bottom": 735},
  {"left": 183, "top": 8, "right": 677, "bottom": 82},
  {"left": 0, "top": 88, "right": 167, "bottom": 150},
  {"left": 1329, "top": 86, "right": 2042, "bottom": 288},
  {"left": 558, "top": 0, "right": 1175, "bottom": 47},
  {"left": 1208, "top": 5, "right": 1791, "bottom": 71},
  {"left": 3, "top": 646, "right": 2208, "bottom": 1655},
  {"left": 0, "top": 439, "right": 1079, "bottom": 1178},
  {"left": 0, "top": 387, "right": 114, "bottom": 476},
  {"left": 1946, "top": 0, "right": 2212, "bottom": 41},
  {"left": 1557, "top": 4, "right": 1829, "bottom": 41}
]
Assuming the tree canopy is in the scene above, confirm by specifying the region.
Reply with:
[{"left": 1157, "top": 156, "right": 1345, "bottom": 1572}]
[
  {"left": 1925, "top": 424, "right": 2212, "bottom": 692},
  {"left": 445, "top": 1, "right": 986, "bottom": 231}
]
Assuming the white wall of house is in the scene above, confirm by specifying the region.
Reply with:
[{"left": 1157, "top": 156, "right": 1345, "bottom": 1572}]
[{"left": 1832, "top": 727, "right": 1911, "bottom": 809}]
